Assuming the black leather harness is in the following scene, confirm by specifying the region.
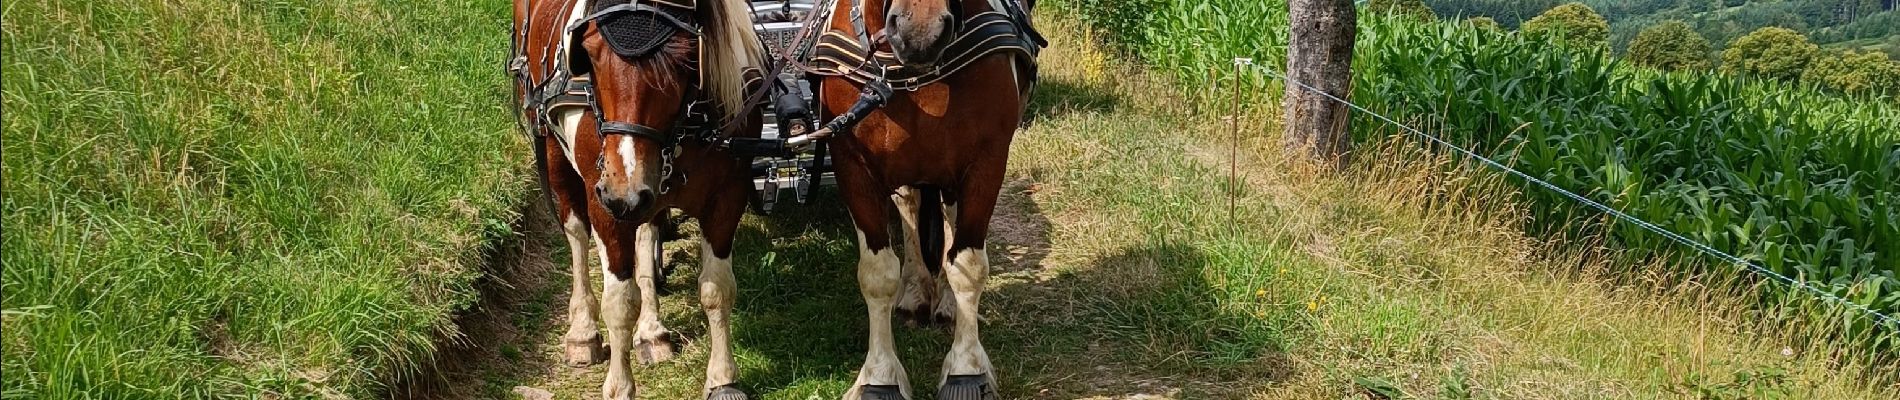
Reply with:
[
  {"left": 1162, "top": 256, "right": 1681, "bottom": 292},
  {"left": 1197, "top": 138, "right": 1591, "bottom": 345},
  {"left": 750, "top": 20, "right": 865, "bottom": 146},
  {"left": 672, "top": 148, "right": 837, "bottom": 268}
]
[
  {"left": 807, "top": 0, "right": 1045, "bottom": 91},
  {"left": 508, "top": 0, "right": 1046, "bottom": 187}
]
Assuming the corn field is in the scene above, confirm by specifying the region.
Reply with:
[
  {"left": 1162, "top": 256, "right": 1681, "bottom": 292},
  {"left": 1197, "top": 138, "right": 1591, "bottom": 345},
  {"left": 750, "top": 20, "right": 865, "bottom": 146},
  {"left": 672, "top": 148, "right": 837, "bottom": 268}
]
[{"left": 1062, "top": 0, "right": 1900, "bottom": 338}]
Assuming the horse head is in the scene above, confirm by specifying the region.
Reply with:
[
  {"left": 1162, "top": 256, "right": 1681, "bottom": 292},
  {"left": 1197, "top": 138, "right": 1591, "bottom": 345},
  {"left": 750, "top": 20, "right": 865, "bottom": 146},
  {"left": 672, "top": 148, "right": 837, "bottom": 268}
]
[{"left": 574, "top": 0, "right": 761, "bottom": 221}]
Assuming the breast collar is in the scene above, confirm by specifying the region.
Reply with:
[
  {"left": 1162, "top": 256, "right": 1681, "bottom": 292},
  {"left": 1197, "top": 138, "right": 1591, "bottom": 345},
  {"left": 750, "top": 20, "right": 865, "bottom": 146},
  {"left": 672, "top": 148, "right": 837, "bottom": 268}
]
[{"left": 807, "top": 0, "right": 1045, "bottom": 91}]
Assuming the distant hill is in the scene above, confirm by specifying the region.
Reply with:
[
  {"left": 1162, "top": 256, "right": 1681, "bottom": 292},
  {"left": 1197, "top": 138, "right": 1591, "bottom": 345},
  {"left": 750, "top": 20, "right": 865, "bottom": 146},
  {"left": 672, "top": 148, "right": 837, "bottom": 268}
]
[{"left": 1427, "top": 0, "right": 1900, "bottom": 57}]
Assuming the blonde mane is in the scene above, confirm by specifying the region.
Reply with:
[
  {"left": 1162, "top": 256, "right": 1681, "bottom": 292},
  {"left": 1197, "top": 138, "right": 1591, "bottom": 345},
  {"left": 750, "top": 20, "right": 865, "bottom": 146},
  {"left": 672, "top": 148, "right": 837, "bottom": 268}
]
[{"left": 700, "top": 0, "right": 765, "bottom": 119}]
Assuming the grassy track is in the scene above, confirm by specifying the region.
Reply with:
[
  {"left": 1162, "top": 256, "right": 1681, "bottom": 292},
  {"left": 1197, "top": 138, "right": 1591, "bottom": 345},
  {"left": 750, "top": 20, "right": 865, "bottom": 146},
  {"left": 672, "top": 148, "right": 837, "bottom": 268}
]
[
  {"left": 450, "top": 14, "right": 1899, "bottom": 399},
  {"left": 1, "top": 0, "right": 523, "bottom": 397}
]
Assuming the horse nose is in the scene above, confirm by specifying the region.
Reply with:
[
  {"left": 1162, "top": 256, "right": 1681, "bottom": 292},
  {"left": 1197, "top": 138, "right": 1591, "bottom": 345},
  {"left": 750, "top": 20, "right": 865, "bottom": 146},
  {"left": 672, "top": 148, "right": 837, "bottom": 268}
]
[
  {"left": 886, "top": 13, "right": 954, "bottom": 67},
  {"left": 601, "top": 187, "right": 657, "bottom": 221}
]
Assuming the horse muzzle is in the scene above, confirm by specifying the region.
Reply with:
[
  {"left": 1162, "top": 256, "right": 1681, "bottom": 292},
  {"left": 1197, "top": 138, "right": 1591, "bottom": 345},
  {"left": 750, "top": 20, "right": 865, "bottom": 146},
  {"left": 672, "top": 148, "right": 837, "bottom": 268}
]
[
  {"left": 886, "top": 11, "right": 955, "bottom": 69},
  {"left": 597, "top": 183, "right": 658, "bottom": 221}
]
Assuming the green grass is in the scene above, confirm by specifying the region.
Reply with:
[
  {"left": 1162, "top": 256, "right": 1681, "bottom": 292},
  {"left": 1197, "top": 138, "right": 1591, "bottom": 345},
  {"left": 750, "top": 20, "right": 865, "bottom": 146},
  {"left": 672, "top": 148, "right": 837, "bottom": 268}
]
[{"left": 1, "top": 0, "right": 524, "bottom": 397}]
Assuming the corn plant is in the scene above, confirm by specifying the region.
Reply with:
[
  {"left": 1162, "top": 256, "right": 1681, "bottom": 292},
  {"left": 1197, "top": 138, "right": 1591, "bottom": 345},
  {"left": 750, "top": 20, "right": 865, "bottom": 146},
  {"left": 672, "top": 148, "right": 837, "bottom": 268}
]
[{"left": 1066, "top": 0, "right": 1900, "bottom": 338}]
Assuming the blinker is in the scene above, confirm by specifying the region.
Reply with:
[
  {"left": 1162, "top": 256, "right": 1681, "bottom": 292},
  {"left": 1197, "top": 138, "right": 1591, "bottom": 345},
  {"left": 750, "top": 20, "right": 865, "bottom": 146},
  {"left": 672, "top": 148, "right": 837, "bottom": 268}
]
[{"left": 576, "top": 1, "right": 701, "bottom": 60}]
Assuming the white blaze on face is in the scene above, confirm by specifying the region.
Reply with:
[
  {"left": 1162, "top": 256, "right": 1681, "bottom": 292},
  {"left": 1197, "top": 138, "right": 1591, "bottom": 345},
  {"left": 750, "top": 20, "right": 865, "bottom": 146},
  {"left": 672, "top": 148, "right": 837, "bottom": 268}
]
[{"left": 617, "top": 137, "right": 640, "bottom": 184}]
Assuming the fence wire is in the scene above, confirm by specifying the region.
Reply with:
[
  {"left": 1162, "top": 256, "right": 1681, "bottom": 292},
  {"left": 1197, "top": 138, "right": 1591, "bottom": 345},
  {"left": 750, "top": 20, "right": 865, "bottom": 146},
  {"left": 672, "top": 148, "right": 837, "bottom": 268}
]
[{"left": 1245, "top": 59, "right": 1900, "bottom": 329}]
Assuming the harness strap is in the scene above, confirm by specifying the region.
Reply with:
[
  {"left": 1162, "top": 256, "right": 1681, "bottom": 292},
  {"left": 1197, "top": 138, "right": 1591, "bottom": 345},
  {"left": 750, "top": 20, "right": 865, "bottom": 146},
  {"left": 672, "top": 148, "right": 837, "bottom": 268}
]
[
  {"left": 850, "top": 0, "right": 878, "bottom": 72},
  {"left": 574, "top": 2, "right": 701, "bottom": 37},
  {"left": 599, "top": 121, "right": 674, "bottom": 144},
  {"left": 806, "top": 11, "right": 1039, "bottom": 91}
]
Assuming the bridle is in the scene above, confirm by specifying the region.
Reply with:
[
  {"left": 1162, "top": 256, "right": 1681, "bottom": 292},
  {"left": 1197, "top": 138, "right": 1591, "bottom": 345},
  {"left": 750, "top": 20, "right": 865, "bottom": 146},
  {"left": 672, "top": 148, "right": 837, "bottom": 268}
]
[{"left": 571, "top": 0, "right": 723, "bottom": 194}]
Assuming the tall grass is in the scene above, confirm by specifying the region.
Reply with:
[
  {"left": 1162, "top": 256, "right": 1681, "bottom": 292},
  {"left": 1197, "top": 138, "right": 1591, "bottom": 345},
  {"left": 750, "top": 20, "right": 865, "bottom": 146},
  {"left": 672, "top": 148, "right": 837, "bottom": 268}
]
[
  {"left": 1062, "top": 0, "right": 1900, "bottom": 341},
  {"left": 1, "top": 0, "right": 524, "bottom": 397}
]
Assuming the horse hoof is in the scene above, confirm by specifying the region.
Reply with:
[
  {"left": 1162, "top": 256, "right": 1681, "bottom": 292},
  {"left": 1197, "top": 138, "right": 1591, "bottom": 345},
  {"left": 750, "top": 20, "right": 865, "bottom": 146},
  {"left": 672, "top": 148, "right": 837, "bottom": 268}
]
[
  {"left": 563, "top": 336, "right": 605, "bottom": 367},
  {"left": 937, "top": 375, "right": 997, "bottom": 400},
  {"left": 634, "top": 333, "right": 677, "bottom": 365},
  {"left": 707, "top": 385, "right": 748, "bottom": 400},
  {"left": 603, "top": 378, "right": 636, "bottom": 400},
  {"left": 857, "top": 385, "right": 905, "bottom": 400}
]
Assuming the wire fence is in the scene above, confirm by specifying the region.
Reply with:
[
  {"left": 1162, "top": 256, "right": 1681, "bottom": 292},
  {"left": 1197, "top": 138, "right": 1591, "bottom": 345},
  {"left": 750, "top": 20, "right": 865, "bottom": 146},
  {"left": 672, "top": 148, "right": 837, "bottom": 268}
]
[{"left": 1239, "top": 58, "right": 1900, "bottom": 330}]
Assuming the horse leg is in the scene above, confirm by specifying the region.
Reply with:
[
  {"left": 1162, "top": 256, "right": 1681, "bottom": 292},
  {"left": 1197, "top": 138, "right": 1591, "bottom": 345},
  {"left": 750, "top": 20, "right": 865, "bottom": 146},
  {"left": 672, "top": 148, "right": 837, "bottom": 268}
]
[
  {"left": 933, "top": 204, "right": 959, "bottom": 324},
  {"left": 560, "top": 208, "right": 606, "bottom": 366},
  {"left": 840, "top": 175, "right": 911, "bottom": 400},
  {"left": 631, "top": 222, "right": 677, "bottom": 364},
  {"left": 534, "top": 124, "right": 608, "bottom": 367},
  {"left": 938, "top": 171, "right": 1006, "bottom": 400},
  {"left": 893, "top": 186, "right": 941, "bottom": 327},
  {"left": 697, "top": 187, "right": 749, "bottom": 399},
  {"left": 595, "top": 219, "right": 643, "bottom": 400},
  {"left": 543, "top": 129, "right": 606, "bottom": 367}
]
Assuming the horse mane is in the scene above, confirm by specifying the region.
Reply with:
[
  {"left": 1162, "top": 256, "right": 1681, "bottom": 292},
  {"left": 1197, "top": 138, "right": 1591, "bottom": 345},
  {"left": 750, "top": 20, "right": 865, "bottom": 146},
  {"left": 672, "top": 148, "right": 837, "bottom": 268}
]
[{"left": 699, "top": 0, "right": 764, "bottom": 119}]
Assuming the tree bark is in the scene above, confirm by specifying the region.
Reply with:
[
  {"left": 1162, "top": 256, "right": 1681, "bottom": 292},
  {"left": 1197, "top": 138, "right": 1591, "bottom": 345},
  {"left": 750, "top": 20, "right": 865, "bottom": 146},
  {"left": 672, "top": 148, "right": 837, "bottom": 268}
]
[{"left": 1284, "top": 0, "right": 1356, "bottom": 166}]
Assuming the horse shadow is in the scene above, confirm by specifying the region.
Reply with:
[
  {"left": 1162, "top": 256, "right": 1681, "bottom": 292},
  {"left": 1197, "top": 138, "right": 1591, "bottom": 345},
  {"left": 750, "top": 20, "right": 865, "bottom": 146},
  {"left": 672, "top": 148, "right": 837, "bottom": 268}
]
[
  {"left": 691, "top": 184, "right": 1293, "bottom": 398},
  {"left": 402, "top": 173, "right": 1292, "bottom": 399}
]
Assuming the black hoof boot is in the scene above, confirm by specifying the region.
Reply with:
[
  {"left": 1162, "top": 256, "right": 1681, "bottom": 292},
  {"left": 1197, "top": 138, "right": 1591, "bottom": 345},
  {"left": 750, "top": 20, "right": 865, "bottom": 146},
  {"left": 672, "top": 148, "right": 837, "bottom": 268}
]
[
  {"left": 859, "top": 385, "right": 905, "bottom": 400},
  {"left": 937, "top": 375, "right": 997, "bottom": 400},
  {"left": 707, "top": 385, "right": 748, "bottom": 400}
]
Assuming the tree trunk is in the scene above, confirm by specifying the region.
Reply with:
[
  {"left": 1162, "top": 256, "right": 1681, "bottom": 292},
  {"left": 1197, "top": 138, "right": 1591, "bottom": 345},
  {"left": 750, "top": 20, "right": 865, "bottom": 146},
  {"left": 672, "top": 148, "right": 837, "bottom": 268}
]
[{"left": 1283, "top": 0, "right": 1356, "bottom": 166}]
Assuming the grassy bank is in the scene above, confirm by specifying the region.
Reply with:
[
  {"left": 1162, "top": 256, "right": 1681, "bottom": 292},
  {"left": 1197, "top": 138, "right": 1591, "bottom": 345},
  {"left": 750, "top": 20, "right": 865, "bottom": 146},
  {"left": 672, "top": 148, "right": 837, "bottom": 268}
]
[
  {"left": 461, "top": 13, "right": 1897, "bottom": 399},
  {"left": 1, "top": 0, "right": 524, "bottom": 397},
  {"left": 1066, "top": 0, "right": 1900, "bottom": 338}
]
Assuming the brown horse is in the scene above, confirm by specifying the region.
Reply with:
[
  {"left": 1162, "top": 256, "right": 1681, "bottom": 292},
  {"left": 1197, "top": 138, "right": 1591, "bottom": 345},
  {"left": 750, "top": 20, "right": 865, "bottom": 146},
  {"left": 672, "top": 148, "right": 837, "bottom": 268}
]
[
  {"left": 812, "top": 0, "right": 1039, "bottom": 399},
  {"left": 511, "top": 0, "right": 764, "bottom": 399}
]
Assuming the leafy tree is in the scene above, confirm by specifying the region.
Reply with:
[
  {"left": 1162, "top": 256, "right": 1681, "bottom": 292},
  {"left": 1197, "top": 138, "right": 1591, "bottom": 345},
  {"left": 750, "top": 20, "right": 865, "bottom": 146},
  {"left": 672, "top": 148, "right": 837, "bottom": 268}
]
[
  {"left": 1802, "top": 50, "right": 1900, "bottom": 96},
  {"left": 1467, "top": 16, "right": 1502, "bottom": 31},
  {"left": 1368, "top": 0, "right": 1436, "bottom": 20},
  {"left": 1627, "top": 20, "right": 1713, "bottom": 70},
  {"left": 1722, "top": 27, "right": 1821, "bottom": 81},
  {"left": 1522, "top": 2, "right": 1610, "bottom": 48},
  {"left": 1425, "top": 0, "right": 1563, "bottom": 29}
]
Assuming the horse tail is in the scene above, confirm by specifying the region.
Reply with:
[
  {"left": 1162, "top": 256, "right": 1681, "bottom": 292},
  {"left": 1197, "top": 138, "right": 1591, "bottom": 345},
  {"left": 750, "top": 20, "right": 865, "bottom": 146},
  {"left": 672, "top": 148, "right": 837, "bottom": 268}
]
[{"left": 917, "top": 186, "right": 946, "bottom": 275}]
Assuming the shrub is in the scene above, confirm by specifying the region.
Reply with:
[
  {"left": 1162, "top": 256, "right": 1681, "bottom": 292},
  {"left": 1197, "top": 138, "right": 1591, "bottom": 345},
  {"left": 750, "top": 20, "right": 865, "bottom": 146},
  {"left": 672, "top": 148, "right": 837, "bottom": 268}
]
[
  {"left": 1467, "top": 16, "right": 1501, "bottom": 31},
  {"left": 1627, "top": 20, "right": 1713, "bottom": 71},
  {"left": 1803, "top": 50, "right": 1900, "bottom": 97},
  {"left": 1521, "top": 2, "right": 1610, "bottom": 49},
  {"left": 1367, "top": 0, "right": 1435, "bottom": 21},
  {"left": 1722, "top": 27, "right": 1821, "bottom": 82}
]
